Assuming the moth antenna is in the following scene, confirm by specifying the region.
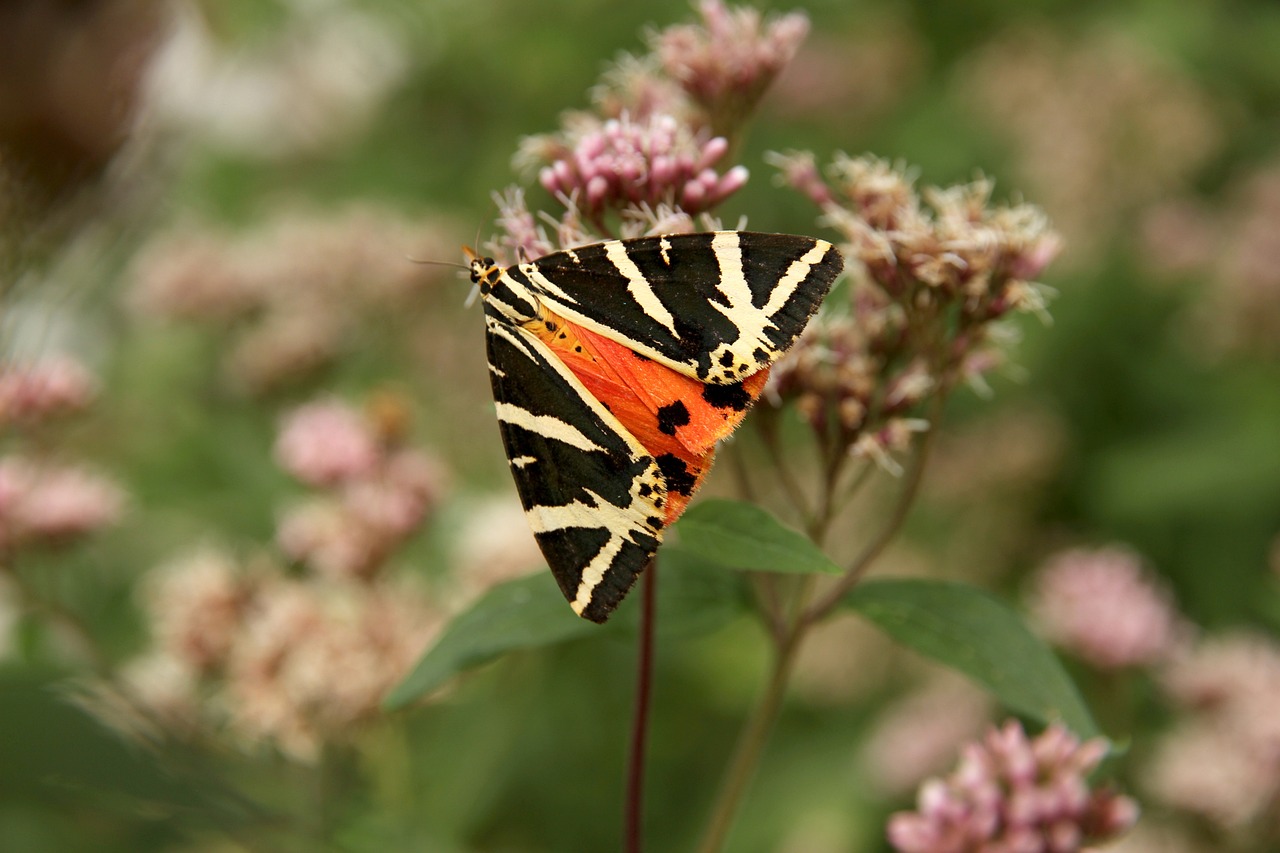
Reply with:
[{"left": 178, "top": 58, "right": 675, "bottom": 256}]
[{"left": 405, "top": 256, "right": 470, "bottom": 272}]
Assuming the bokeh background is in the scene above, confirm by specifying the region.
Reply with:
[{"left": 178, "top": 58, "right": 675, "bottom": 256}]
[{"left": 2, "top": 0, "right": 1278, "bottom": 851}]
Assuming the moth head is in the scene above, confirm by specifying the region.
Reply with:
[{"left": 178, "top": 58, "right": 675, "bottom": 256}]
[{"left": 462, "top": 246, "right": 501, "bottom": 295}]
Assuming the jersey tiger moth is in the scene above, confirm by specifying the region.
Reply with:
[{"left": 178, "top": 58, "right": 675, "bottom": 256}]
[{"left": 469, "top": 231, "right": 843, "bottom": 623}]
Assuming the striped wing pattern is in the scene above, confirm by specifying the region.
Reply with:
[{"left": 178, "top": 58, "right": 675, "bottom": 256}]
[
  {"left": 480, "top": 231, "right": 844, "bottom": 622},
  {"left": 514, "top": 231, "right": 842, "bottom": 384},
  {"left": 486, "top": 318, "right": 667, "bottom": 623}
]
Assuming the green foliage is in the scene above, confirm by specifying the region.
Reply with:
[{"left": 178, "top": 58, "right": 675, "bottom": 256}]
[
  {"left": 5, "top": 0, "right": 1280, "bottom": 849},
  {"left": 676, "top": 499, "right": 841, "bottom": 574},
  {"left": 845, "top": 579, "right": 1100, "bottom": 739}
]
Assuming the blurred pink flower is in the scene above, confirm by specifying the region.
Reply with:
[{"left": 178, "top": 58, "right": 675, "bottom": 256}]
[
  {"left": 958, "top": 28, "right": 1222, "bottom": 263},
  {"left": 144, "top": 548, "right": 249, "bottom": 673},
  {"left": 129, "top": 228, "right": 265, "bottom": 322},
  {"left": 650, "top": 0, "right": 809, "bottom": 126},
  {"left": 1145, "top": 721, "right": 1278, "bottom": 833},
  {"left": 275, "top": 398, "right": 379, "bottom": 488},
  {"left": 343, "top": 449, "right": 446, "bottom": 538},
  {"left": 887, "top": 721, "right": 1138, "bottom": 853},
  {"left": 225, "top": 578, "right": 439, "bottom": 761},
  {"left": 862, "top": 676, "right": 993, "bottom": 796},
  {"left": 276, "top": 499, "right": 387, "bottom": 581},
  {"left": 1147, "top": 632, "right": 1280, "bottom": 831},
  {"left": 225, "top": 308, "right": 344, "bottom": 395},
  {"left": 0, "top": 456, "right": 126, "bottom": 548},
  {"left": 0, "top": 356, "right": 97, "bottom": 426},
  {"left": 1028, "top": 547, "right": 1187, "bottom": 670},
  {"left": 534, "top": 112, "right": 747, "bottom": 220}
]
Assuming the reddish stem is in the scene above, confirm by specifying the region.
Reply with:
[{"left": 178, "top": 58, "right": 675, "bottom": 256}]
[{"left": 624, "top": 556, "right": 658, "bottom": 853}]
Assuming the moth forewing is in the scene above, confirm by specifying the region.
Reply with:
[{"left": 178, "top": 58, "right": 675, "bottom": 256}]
[{"left": 476, "top": 231, "right": 843, "bottom": 622}]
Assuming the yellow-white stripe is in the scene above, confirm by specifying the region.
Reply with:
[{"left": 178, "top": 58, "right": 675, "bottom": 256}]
[
  {"left": 605, "top": 240, "right": 678, "bottom": 336},
  {"left": 494, "top": 403, "right": 605, "bottom": 452}
]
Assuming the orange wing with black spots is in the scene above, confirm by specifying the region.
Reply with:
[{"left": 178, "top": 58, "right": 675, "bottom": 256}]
[
  {"left": 475, "top": 232, "right": 843, "bottom": 622},
  {"left": 527, "top": 309, "right": 772, "bottom": 524}
]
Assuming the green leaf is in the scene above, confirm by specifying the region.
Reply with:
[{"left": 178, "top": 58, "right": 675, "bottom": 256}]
[
  {"left": 384, "top": 572, "right": 596, "bottom": 710},
  {"left": 845, "top": 579, "right": 1101, "bottom": 739},
  {"left": 676, "top": 499, "right": 840, "bottom": 575},
  {"left": 608, "top": 547, "right": 750, "bottom": 639},
  {"left": 386, "top": 549, "right": 752, "bottom": 710}
]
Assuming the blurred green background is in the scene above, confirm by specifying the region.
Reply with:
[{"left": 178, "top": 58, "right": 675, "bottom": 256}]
[{"left": 2, "top": 0, "right": 1278, "bottom": 850}]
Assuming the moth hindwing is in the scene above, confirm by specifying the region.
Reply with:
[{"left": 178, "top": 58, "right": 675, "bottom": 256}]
[{"left": 474, "top": 230, "right": 843, "bottom": 623}]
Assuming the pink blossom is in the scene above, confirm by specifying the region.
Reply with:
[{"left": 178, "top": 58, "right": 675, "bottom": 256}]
[
  {"left": 0, "top": 457, "right": 126, "bottom": 548},
  {"left": 862, "top": 676, "right": 993, "bottom": 796},
  {"left": 225, "top": 578, "right": 439, "bottom": 761},
  {"left": 1147, "top": 632, "right": 1280, "bottom": 830},
  {"left": 343, "top": 449, "right": 446, "bottom": 537},
  {"left": 144, "top": 548, "right": 249, "bottom": 673},
  {"left": 276, "top": 499, "right": 387, "bottom": 581},
  {"left": 535, "top": 113, "right": 747, "bottom": 219},
  {"left": 274, "top": 399, "right": 379, "bottom": 487},
  {"left": 0, "top": 356, "right": 97, "bottom": 426},
  {"left": 1028, "top": 547, "right": 1186, "bottom": 670},
  {"left": 651, "top": 0, "right": 810, "bottom": 119},
  {"left": 887, "top": 721, "right": 1138, "bottom": 853}
]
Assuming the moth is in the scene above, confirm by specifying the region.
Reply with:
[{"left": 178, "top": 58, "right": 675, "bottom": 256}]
[{"left": 469, "top": 231, "right": 843, "bottom": 622}]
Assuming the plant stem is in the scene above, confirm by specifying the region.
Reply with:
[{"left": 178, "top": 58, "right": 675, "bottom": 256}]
[
  {"left": 625, "top": 556, "right": 658, "bottom": 853},
  {"left": 803, "top": 390, "right": 948, "bottom": 623},
  {"left": 696, "top": 627, "right": 802, "bottom": 853}
]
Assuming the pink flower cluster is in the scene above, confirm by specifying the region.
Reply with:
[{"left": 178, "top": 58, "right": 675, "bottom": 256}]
[
  {"left": 496, "top": 1, "right": 811, "bottom": 258},
  {"left": 0, "top": 356, "right": 125, "bottom": 551},
  {"left": 0, "top": 356, "right": 96, "bottom": 427},
  {"left": 0, "top": 456, "right": 125, "bottom": 549},
  {"left": 1146, "top": 632, "right": 1280, "bottom": 830},
  {"left": 887, "top": 721, "right": 1138, "bottom": 853},
  {"left": 769, "top": 155, "right": 1061, "bottom": 471},
  {"left": 131, "top": 548, "right": 438, "bottom": 762},
  {"left": 130, "top": 207, "right": 457, "bottom": 394},
  {"left": 1028, "top": 547, "right": 1187, "bottom": 670},
  {"left": 274, "top": 397, "right": 445, "bottom": 580},
  {"left": 536, "top": 113, "right": 747, "bottom": 221},
  {"left": 650, "top": 0, "right": 810, "bottom": 123}
]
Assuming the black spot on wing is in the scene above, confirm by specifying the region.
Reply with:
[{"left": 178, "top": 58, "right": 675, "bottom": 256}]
[
  {"left": 656, "top": 401, "right": 691, "bottom": 436},
  {"left": 656, "top": 453, "right": 698, "bottom": 496},
  {"left": 702, "top": 379, "right": 752, "bottom": 412}
]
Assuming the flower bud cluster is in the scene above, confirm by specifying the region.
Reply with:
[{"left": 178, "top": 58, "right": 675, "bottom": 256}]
[
  {"left": 888, "top": 721, "right": 1138, "bottom": 853},
  {"left": 274, "top": 395, "right": 446, "bottom": 582},
  {"left": 769, "top": 154, "right": 1061, "bottom": 471},
  {"left": 497, "top": 1, "right": 809, "bottom": 259},
  {"left": 130, "top": 207, "right": 457, "bottom": 394},
  {"left": 0, "top": 355, "right": 124, "bottom": 551}
]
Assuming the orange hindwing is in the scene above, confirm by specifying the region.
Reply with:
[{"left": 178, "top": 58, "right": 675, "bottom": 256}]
[{"left": 526, "top": 310, "right": 767, "bottom": 524}]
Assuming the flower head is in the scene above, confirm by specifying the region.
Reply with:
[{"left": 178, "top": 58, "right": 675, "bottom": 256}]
[
  {"left": 0, "top": 456, "right": 126, "bottom": 549},
  {"left": 0, "top": 356, "right": 97, "bottom": 427},
  {"left": 1146, "top": 632, "right": 1280, "bottom": 831},
  {"left": 529, "top": 113, "right": 747, "bottom": 222},
  {"left": 1028, "top": 546, "right": 1187, "bottom": 670},
  {"left": 650, "top": 0, "right": 809, "bottom": 132},
  {"left": 274, "top": 398, "right": 380, "bottom": 488},
  {"left": 887, "top": 721, "right": 1138, "bottom": 853},
  {"left": 770, "top": 154, "right": 1061, "bottom": 470},
  {"left": 144, "top": 547, "right": 250, "bottom": 674},
  {"left": 224, "top": 577, "right": 439, "bottom": 761}
]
